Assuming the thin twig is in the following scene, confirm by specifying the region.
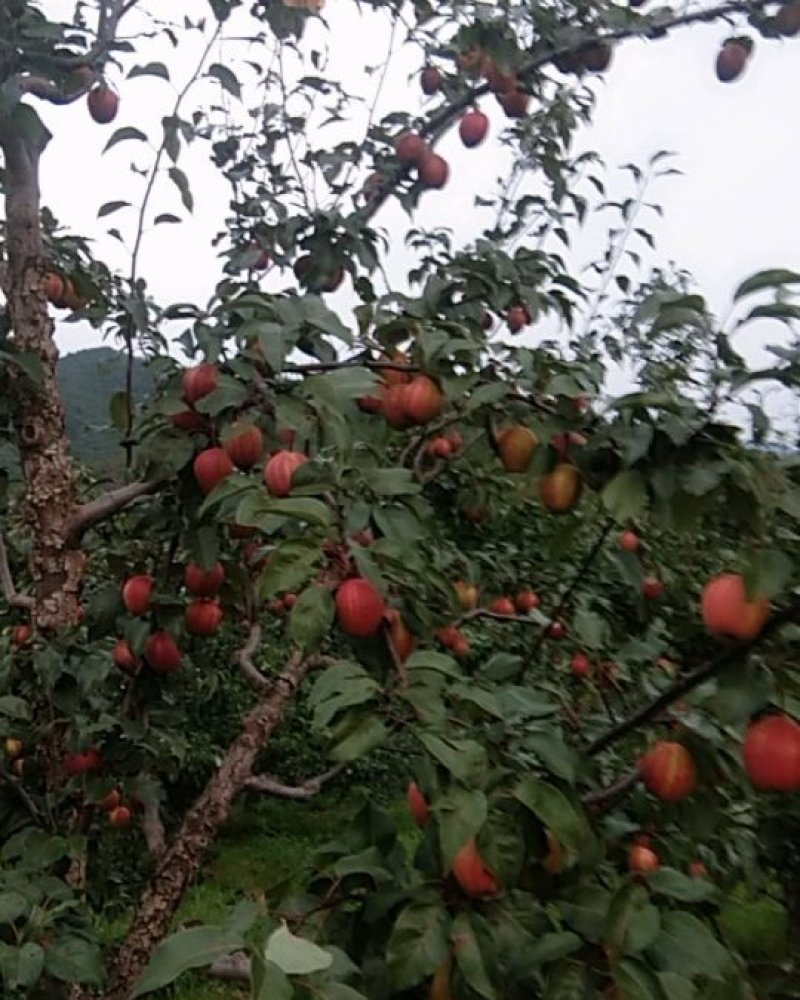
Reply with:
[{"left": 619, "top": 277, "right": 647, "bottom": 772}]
[
  {"left": 582, "top": 768, "right": 639, "bottom": 810},
  {"left": 66, "top": 481, "right": 158, "bottom": 542},
  {"left": 245, "top": 763, "right": 346, "bottom": 800},
  {"left": 235, "top": 623, "right": 270, "bottom": 691},
  {"left": 586, "top": 595, "right": 800, "bottom": 756}
]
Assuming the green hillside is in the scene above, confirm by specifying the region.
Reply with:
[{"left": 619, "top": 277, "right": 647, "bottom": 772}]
[{"left": 57, "top": 347, "right": 151, "bottom": 470}]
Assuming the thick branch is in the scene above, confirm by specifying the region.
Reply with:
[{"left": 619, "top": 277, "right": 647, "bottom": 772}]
[
  {"left": 586, "top": 595, "right": 800, "bottom": 756},
  {"left": 66, "top": 481, "right": 158, "bottom": 543},
  {"left": 235, "top": 623, "right": 270, "bottom": 691},
  {"left": 0, "top": 532, "right": 34, "bottom": 610},
  {"left": 245, "top": 763, "right": 346, "bottom": 800}
]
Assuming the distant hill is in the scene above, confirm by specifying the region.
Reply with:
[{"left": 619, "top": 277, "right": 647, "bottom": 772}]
[{"left": 57, "top": 347, "right": 151, "bottom": 470}]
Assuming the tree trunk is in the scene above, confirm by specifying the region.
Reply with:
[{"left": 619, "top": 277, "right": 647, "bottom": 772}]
[
  {"left": 1, "top": 115, "right": 82, "bottom": 632},
  {"left": 104, "top": 653, "right": 312, "bottom": 999}
]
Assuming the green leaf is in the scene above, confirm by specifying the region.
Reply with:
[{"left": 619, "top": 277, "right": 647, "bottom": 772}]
[
  {"left": 558, "top": 887, "right": 611, "bottom": 942},
  {"left": 267, "top": 497, "right": 332, "bottom": 528},
  {"left": 513, "top": 779, "right": 593, "bottom": 862},
  {"left": 309, "top": 663, "right": 380, "bottom": 730},
  {"left": 0, "top": 696, "right": 30, "bottom": 720},
  {"left": 742, "top": 548, "right": 793, "bottom": 600},
  {"left": 362, "top": 468, "right": 421, "bottom": 497},
  {"left": 614, "top": 958, "right": 668, "bottom": 1000},
  {"left": 647, "top": 868, "right": 716, "bottom": 903},
  {"left": 168, "top": 166, "right": 194, "bottom": 212},
  {"left": 718, "top": 897, "right": 789, "bottom": 960},
  {"left": 1, "top": 942, "right": 44, "bottom": 990},
  {"left": 264, "top": 923, "right": 333, "bottom": 975},
  {"left": 437, "top": 787, "right": 488, "bottom": 868},
  {"left": 606, "top": 884, "right": 657, "bottom": 955},
  {"left": 329, "top": 713, "right": 387, "bottom": 762},
  {"left": 253, "top": 959, "right": 292, "bottom": 1000},
  {"left": 259, "top": 540, "right": 321, "bottom": 600},
  {"left": 97, "top": 200, "right": 131, "bottom": 218},
  {"left": 418, "top": 733, "right": 487, "bottom": 785},
  {"left": 103, "top": 126, "right": 148, "bottom": 152},
  {"left": 452, "top": 912, "right": 496, "bottom": 999},
  {"left": 289, "top": 586, "right": 335, "bottom": 651},
  {"left": 132, "top": 927, "right": 244, "bottom": 996},
  {"left": 208, "top": 63, "right": 242, "bottom": 98},
  {"left": 108, "top": 390, "right": 130, "bottom": 431},
  {"left": 544, "top": 961, "right": 594, "bottom": 1000},
  {"left": 387, "top": 901, "right": 451, "bottom": 990},
  {"left": 733, "top": 268, "right": 800, "bottom": 300},
  {"left": 520, "top": 931, "right": 582, "bottom": 968},
  {"left": 602, "top": 470, "right": 648, "bottom": 522},
  {"left": 525, "top": 731, "right": 578, "bottom": 784},
  {"left": 0, "top": 890, "right": 29, "bottom": 923},
  {"left": 45, "top": 936, "right": 104, "bottom": 986},
  {"left": 647, "top": 911, "right": 733, "bottom": 980},
  {"left": 657, "top": 973, "right": 697, "bottom": 1000},
  {"left": 127, "top": 62, "right": 171, "bottom": 81}
]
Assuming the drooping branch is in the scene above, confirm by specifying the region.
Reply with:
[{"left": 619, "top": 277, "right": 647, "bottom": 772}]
[
  {"left": 245, "top": 763, "right": 346, "bottom": 800},
  {"left": 359, "top": 0, "right": 778, "bottom": 225},
  {"left": 142, "top": 798, "right": 166, "bottom": 860},
  {"left": 0, "top": 531, "right": 34, "bottom": 610},
  {"left": 66, "top": 480, "right": 159, "bottom": 543},
  {"left": 586, "top": 595, "right": 800, "bottom": 756},
  {"left": 235, "top": 623, "right": 270, "bottom": 691}
]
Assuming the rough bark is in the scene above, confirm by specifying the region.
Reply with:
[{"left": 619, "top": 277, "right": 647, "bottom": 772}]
[
  {"left": 104, "top": 652, "right": 313, "bottom": 999},
  {"left": 1, "top": 118, "right": 82, "bottom": 631}
]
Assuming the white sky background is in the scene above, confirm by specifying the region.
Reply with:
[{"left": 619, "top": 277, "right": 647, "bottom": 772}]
[{"left": 32, "top": 0, "right": 800, "bottom": 429}]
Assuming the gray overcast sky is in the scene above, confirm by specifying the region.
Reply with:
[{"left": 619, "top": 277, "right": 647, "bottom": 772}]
[{"left": 33, "top": 0, "right": 800, "bottom": 425}]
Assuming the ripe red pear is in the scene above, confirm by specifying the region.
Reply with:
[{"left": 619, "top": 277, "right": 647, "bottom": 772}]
[
  {"left": 551, "top": 431, "right": 587, "bottom": 460},
  {"left": 109, "top": 805, "right": 133, "bottom": 830},
  {"left": 498, "top": 425, "right": 538, "bottom": 473},
  {"left": 459, "top": 109, "right": 489, "bottom": 148},
  {"left": 335, "top": 578, "right": 386, "bottom": 637},
  {"left": 112, "top": 638, "right": 138, "bottom": 674},
  {"left": 489, "top": 596, "right": 515, "bottom": 616},
  {"left": 620, "top": 529, "right": 640, "bottom": 553},
  {"left": 11, "top": 624, "right": 32, "bottom": 648},
  {"left": 570, "top": 652, "right": 592, "bottom": 678},
  {"left": 451, "top": 838, "right": 499, "bottom": 897},
  {"left": 193, "top": 447, "right": 235, "bottom": 495},
  {"left": 185, "top": 599, "right": 223, "bottom": 637},
  {"left": 452, "top": 635, "right": 471, "bottom": 660},
  {"left": 223, "top": 424, "right": 263, "bottom": 469},
  {"left": 419, "top": 153, "right": 449, "bottom": 190},
  {"left": 498, "top": 88, "right": 530, "bottom": 118},
  {"left": 382, "top": 384, "right": 412, "bottom": 430},
  {"left": 539, "top": 464, "right": 582, "bottom": 513},
  {"left": 387, "top": 610, "right": 416, "bottom": 662},
  {"left": 170, "top": 410, "right": 208, "bottom": 433},
  {"left": 87, "top": 85, "right": 119, "bottom": 124},
  {"left": 628, "top": 844, "right": 660, "bottom": 874},
  {"left": 515, "top": 590, "right": 540, "bottom": 613},
  {"left": 701, "top": 573, "right": 769, "bottom": 642},
  {"left": 264, "top": 450, "right": 308, "bottom": 497},
  {"left": 184, "top": 561, "right": 225, "bottom": 597},
  {"left": 689, "top": 860, "right": 709, "bottom": 879},
  {"left": 407, "top": 781, "right": 430, "bottom": 826},
  {"left": 182, "top": 363, "right": 218, "bottom": 405},
  {"left": 403, "top": 375, "right": 444, "bottom": 424},
  {"left": 121, "top": 575, "right": 154, "bottom": 616},
  {"left": 716, "top": 39, "right": 749, "bottom": 83},
  {"left": 395, "top": 131, "right": 427, "bottom": 166},
  {"left": 98, "top": 788, "right": 122, "bottom": 812},
  {"left": 427, "top": 436, "right": 453, "bottom": 459},
  {"left": 506, "top": 305, "right": 530, "bottom": 333},
  {"left": 420, "top": 66, "right": 441, "bottom": 95},
  {"left": 639, "top": 741, "right": 697, "bottom": 802},
  {"left": 547, "top": 620, "right": 566, "bottom": 639},
  {"left": 65, "top": 747, "right": 102, "bottom": 777},
  {"left": 743, "top": 714, "right": 800, "bottom": 791},
  {"left": 642, "top": 576, "right": 664, "bottom": 600},
  {"left": 144, "top": 631, "right": 181, "bottom": 673}
]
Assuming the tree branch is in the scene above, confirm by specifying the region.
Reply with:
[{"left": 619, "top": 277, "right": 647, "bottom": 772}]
[
  {"left": 586, "top": 595, "right": 800, "bottom": 756},
  {"left": 142, "top": 797, "right": 166, "bottom": 860},
  {"left": 245, "top": 763, "right": 346, "bottom": 800},
  {"left": 66, "top": 480, "right": 158, "bottom": 542},
  {"left": 358, "top": 0, "right": 778, "bottom": 225},
  {"left": 582, "top": 768, "right": 639, "bottom": 812},
  {"left": 0, "top": 531, "right": 33, "bottom": 610},
  {"left": 235, "top": 623, "right": 270, "bottom": 691}
]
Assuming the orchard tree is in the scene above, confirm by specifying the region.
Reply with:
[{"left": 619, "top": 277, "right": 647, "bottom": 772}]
[{"left": 1, "top": 0, "right": 800, "bottom": 998}]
